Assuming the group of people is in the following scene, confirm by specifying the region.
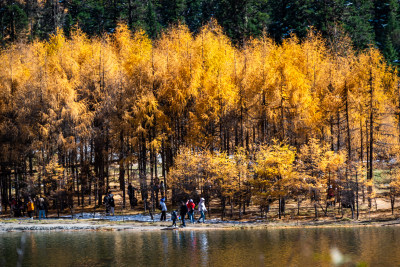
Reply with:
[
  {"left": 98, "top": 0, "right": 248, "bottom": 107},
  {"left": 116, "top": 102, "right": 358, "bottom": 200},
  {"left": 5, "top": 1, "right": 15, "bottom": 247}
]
[
  {"left": 161, "top": 197, "right": 207, "bottom": 227},
  {"left": 7, "top": 196, "right": 48, "bottom": 220}
]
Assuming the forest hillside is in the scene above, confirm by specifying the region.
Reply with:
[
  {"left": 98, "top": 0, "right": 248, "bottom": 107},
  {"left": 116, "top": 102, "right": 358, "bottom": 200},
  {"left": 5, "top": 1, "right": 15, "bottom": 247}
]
[{"left": 1, "top": 1, "right": 400, "bottom": 220}]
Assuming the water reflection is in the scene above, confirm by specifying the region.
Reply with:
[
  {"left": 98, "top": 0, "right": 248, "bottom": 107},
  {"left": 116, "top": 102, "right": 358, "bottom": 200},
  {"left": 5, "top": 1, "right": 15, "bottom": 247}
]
[
  {"left": 198, "top": 231, "right": 209, "bottom": 265},
  {"left": 1, "top": 227, "right": 400, "bottom": 266}
]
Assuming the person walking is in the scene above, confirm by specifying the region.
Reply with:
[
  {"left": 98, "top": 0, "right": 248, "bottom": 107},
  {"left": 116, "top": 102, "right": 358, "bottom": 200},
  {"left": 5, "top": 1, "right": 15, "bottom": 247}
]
[
  {"left": 103, "top": 193, "right": 110, "bottom": 215},
  {"left": 187, "top": 199, "right": 195, "bottom": 223},
  {"left": 171, "top": 210, "right": 177, "bottom": 227},
  {"left": 109, "top": 193, "right": 115, "bottom": 216},
  {"left": 27, "top": 198, "right": 35, "bottom": 219},
  {"left": 197, "top": 198, "right": 207, "bottom": 223},
  {"left": 180, "top": 201, "right": 188, "bottom": 227},
  {"left": 38, "top": 197, "right": 46, "bottom": 220},
  {"left": 160, "top": 197, "right": 167, "bottom": 221}
]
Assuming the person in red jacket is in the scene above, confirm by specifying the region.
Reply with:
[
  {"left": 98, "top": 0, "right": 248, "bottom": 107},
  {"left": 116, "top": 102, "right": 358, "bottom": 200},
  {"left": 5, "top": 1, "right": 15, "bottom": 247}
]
[{"left": 186, "top": 199, "right": 195, "bottom": 223}]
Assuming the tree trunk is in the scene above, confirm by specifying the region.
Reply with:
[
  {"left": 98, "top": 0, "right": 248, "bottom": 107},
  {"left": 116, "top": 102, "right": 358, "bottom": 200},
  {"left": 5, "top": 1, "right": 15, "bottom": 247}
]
[
  {"left": 161, "top": 140, "right": 166, "bottom": 200},
  {"left": 297, "top": 199, "right": 301, "bottom": 216},
  {"left": 119, "top": 130, "right": 126, "bottom": 208},
  {"left": 367, "top": 70, "right": 374, "bottom": 208},
  {"left": 278, "top": 196, "right": 281, "bottom": 219},
  {"left": 356, "top": 171, "right": 359, "bottom": 220},
  {"left": 128, "top": 0, "right": 132, "bottom": 27},
  {"left": 345, "top": 83, "right": 352, "bottom": 162},
  {"left": 391, "top": 195, "right": 395, "bottom": 215},
  {"left": 314, "top": 203, "right": 318, "bottom": 219},
  {"left": 336, "top": 111, "right": 340, "bottom": 151}
]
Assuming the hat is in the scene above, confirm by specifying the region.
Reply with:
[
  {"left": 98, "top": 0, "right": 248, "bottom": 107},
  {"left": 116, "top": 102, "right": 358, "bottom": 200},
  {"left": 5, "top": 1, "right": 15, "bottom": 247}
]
[
  {"left": 190, "top": 199, "right": 193, "bottom": 202},
  {"left": 200, "top": 197, "right": 205, "bottom": 201}
]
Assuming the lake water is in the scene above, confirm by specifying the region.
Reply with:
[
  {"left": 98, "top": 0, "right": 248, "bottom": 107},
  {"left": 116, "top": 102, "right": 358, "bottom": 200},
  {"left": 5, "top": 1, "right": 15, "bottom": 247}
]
[{"left": 1, "top": 226, "right": 400, "bottom": 266}]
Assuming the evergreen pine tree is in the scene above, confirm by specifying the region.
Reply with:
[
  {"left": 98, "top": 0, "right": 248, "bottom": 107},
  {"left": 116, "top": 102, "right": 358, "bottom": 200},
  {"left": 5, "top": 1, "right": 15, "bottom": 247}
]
[
  {"left": 343, "top": 0, "right": 374, "bottom": 49},
  {"left": 159, "top": 0, "right": 186, "bottom": 27},
  {"left": 146, "top": 0, "right": 161, "bottom": 38},
  {"left": 185, "top": 0, "right": 204, "bottom": 33},
  {"left": 0, "top": 2, "right": 28, "bottom": 42},
  {"left": 373, "top": 0, "right": 400, "bottom": 63},
  {"left": 267, "top": 0, "right": 316, "bottom": 42},
  {"left": 214, "top": 0, "right": 269, "bottom": 43}
]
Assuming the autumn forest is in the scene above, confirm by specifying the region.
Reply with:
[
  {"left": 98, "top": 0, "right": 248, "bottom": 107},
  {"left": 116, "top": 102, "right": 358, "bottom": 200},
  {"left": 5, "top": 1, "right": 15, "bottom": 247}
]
[{"left": 1, "top": 19, "right": 400, "bottom": 219}]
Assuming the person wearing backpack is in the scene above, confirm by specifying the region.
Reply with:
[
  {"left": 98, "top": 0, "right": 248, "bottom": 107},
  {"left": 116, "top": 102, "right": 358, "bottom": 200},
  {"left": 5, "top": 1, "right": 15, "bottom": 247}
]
[
  {"left": 103, "top": 193, "right": 110, "bottom": 215},
  {"left": 160, "top": 197, "right": 167, "bottom": 221},
  {"left": 108, "top": 192, "right": 115, "bottom": 216},
  {"left": 180, "top": 201, "right": 188, "bottom": 227},
  {"left": 186, "top": 199, "right": 195, "bottom": 223},
  {"left": 197, "top": 198, "right": 207, "bottom": 223},
  {"left": 171, "top": 210, "right": 178, "bottom": 227},
  {"left": 38, "top": 197, "right": 46, "bottom": 220}
]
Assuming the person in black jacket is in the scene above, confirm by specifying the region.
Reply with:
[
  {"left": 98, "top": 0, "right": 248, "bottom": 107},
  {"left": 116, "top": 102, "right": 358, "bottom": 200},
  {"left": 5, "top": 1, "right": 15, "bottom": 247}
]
[
  {"left": 38, "top": 197, "right": 47, "bottom": 220},
  {"left": 103, "top": 193, "right": 110, "bottom": 215},
  {"left": 180, "top": 201, "right": 188, "bottom": 227},
  {"left": 171, "top": 210, "right": 178, "bottom": 227},
  {"left": 109, "top": 193, "right": 115, "bottom": 216}
]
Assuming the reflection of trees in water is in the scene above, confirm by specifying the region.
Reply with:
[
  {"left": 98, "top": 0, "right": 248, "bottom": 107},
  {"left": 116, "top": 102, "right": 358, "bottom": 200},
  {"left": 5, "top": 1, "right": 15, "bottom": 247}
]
[
  {"left": 4, "top": 228, "right": 400, "bottom": 265},
  {"left": 198, "top": 231, "right": 209, "bottom": 265},
  {"left": 16, "top": 233, "right": 26, "bottom": 267},
  {"left": 161, "top": 232, "right": 169, "bottom": 262}
]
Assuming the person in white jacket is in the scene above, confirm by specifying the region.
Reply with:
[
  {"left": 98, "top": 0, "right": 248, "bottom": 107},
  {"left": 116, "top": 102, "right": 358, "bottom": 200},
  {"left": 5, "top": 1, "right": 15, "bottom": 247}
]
[
  {"left": 197, "top": 197, "right": 207, "bottom": 223},
  {"left": 160, "top": 198, "right": 167, "bottom": 221}
]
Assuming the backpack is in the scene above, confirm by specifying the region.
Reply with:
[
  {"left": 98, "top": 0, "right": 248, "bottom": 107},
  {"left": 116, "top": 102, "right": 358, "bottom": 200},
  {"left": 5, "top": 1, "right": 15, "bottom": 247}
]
[
  {"left": 132, "top": 197, "right": 138, "bottom": 207},
  {"left": 171, "top": 211, "right": 177, "bottom": 220},
  {"left": 38, "top": 201, "right": 45, "bottom": 210},
  {"left": 103, "top": 195, "right": 109, "bottom": 205},
  {"left": 188, "top": 202, "right": 194, "bottom": 212},
  {"left": 109, "top": 197, "right": 115, "bottom": 207}
]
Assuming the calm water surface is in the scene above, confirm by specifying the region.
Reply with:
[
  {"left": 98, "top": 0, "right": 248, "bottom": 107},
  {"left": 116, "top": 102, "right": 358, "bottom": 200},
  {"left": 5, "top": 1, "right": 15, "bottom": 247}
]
[{"left": 1, "top": 226, "right": 400, "bottom": 266}]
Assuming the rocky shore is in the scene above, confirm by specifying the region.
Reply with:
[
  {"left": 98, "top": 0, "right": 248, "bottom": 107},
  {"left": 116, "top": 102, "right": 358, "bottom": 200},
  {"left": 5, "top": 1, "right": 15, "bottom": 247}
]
[{"left": 1, "top": 215, "right": 400, "bottom": 232}]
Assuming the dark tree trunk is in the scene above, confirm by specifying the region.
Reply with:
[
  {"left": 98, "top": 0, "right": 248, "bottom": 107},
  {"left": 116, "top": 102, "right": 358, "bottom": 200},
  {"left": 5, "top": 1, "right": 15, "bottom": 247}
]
[
  {"left": 119, "top": 130, "right": 125, "bottom": 208},
  {"left": 345, "top": 83, "right": 351, "bottom": 162},
  {"left": 367, "top": 70, "right": 374, "bottom": 207},
  {"left": 336, "top": 111, "right": 340, "bottom": 151},
  {"left": 128, "top": 0, "right": 132, "bottom": 27}
]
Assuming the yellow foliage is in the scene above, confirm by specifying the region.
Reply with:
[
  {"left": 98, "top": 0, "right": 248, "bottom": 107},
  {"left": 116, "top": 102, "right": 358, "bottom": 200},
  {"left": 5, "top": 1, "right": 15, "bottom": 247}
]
[
  {"left": 253, "top": 140, "right": 304, "bottom": 204},
  {"left": 0, "top": 22, "right": 399, "bottom": 206}
]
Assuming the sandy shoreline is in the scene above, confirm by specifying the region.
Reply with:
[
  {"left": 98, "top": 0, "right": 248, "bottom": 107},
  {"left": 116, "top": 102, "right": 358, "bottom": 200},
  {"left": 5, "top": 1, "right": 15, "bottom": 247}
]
[{"left": 1, "top": 217, "right": 400, "bottom": 232}]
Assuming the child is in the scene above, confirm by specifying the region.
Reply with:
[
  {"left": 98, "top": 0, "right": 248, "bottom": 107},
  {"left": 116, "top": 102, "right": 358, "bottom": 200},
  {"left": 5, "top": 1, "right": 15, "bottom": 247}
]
[{"left": 171, "top": 210, "right": 178, "bottom": 227}]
